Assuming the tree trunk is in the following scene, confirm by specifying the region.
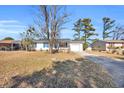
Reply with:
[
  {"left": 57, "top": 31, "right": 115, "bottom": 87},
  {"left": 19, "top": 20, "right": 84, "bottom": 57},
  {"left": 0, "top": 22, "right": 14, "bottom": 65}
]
[
  {"left": 49, "top": 45, "right": 53, "bottom": 54},
  {"left": 49, "top": 40, "right": 53, "bottom": 54},
  {"left": 26, "top": 45, "right": 28, "bottom": 51},
  {"left": 103, "top": 22, "right": 105, "bottom": 40}
]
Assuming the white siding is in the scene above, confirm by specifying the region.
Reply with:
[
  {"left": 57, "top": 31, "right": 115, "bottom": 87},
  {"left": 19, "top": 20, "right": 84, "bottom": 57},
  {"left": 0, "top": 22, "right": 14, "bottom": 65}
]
[
  {"left": 106, "top": 43, "right": 123, "bottom": 51},
  {"left": 114, "top": 43, "right": 123, "bottom": 47},
  {"left": 35, "top": 43, "right": 49, "bottom": 51},
  {"left": 70, "top": 43, "right": 83, "bottom": 52},
  {"left": 35, "top": 42, "right": 83, "bottom": 52},
  {"left": 106, "top": 43, "right": 110, "bottom": 51}
]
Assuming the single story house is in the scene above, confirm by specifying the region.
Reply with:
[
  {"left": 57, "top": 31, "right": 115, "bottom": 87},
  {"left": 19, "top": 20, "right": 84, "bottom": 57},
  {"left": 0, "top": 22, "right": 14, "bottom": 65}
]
[
  {"left": 0, "top": 40, "right": 20, "bottom": 50},
  {"left": 0, "top": 39, "right": 84, "bottom": 52},
  {"left": 34, "top": 39, "right": 84, "bottom": 52},
  {"left": 91, "top": 40, "right": 124, "bottom": 51}
]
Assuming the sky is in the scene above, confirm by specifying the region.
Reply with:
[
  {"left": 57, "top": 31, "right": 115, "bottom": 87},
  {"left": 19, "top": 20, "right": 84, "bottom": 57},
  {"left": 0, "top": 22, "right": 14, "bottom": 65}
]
[{"left": 0, "top": 5, "right": 124, "bottom": 40}]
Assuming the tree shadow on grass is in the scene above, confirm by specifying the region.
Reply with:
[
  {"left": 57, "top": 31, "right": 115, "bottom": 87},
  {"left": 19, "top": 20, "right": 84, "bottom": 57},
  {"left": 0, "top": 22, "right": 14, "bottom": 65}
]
[{"left": 7, "top": 60, "right": 116, "bottom": 88}]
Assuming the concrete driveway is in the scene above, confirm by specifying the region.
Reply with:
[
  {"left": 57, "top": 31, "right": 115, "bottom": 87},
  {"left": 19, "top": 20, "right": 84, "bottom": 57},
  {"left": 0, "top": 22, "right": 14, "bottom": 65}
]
[{"left": 80, "top": 52, "right": 124, "bottom": 87}]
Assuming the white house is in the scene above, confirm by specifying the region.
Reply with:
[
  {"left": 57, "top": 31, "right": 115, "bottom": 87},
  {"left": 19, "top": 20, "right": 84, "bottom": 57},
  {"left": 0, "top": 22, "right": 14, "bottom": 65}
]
[{"left": 34, "top": 39, "right": 84, "bottom": 52}]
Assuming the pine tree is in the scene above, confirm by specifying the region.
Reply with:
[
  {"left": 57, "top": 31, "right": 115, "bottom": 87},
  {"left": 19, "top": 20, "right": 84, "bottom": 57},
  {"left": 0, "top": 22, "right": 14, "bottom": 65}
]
[{"left": 102, "top": 17, "right": 115, "bottom": 40}]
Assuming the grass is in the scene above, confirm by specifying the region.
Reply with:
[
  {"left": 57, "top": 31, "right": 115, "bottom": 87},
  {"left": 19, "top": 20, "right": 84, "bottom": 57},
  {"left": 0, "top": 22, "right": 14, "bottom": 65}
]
[
  {"left": 7, "top": 59, "right": 115, "bottom": 88},
  {"left": 0, "top": 51, "right": 80, "bottom": 87},
  {"left": 0, "top": 51, "right": 116, "bottom": 88}
]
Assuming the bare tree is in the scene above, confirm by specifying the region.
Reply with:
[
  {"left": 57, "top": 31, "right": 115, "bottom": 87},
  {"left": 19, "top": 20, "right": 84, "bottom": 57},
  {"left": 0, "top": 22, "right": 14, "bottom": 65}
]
[
  {"left": 49, "top": 6, "right": 69, "bottom": 53},
  {"left": 112, "top": 25, "right": 124, "bottom": 40},
  {"left": 20, "top": 26, "right": 36, "bottom": 51},
  {"left": 39, "top": 6, "right": 50, "bottom": 40},
  {"left": 35, "top": 5, "right": 69, "bottom": 53}
]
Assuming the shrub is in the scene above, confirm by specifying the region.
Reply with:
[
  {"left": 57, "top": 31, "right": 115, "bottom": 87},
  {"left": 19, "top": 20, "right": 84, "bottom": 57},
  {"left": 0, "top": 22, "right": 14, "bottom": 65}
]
[
  {"left": 115, "top": 47, "right": 120, "bottom": 49},
  {"left": 122, "top": 50, "right": 124, "bottom": 55},
  {"left": 109, "top": 49, "right": 116, "bottom": 54},
  {"left": 118, "top": 49, "right": 124, "bottom": 55},
  {"left": 121, "top": 46, "right": 124, "bottom": 49},
  {"left": 0, "top": 46, "right": 11, "bottom": 51},
  {"left": 107, "top": 46, "right": 120, "bottom": 49}
]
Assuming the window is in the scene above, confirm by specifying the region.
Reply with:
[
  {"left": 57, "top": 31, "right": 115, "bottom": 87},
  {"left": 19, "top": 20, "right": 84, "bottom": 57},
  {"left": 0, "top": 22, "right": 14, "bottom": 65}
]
[
  {"left": 59, "top": 42, "right": 68, "bottom": 47},
  {"left": 43, "top": 43, "right": 49, "bottom": 48}
]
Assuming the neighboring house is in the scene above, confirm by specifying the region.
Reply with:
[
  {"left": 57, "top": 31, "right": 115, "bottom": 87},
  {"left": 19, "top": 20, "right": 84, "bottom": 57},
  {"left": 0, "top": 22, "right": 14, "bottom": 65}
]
[
  {"left": 0, "top": 39, "right": 84, "bottom": 52},
  {"left": 34, "top": 39, "right": 84, "bottom": 52},
  {"left": 0, "top": 40, "right": 20, "bottom": 50},
  {"left": 91, "top": 40, "right": 124, "bottom": 51}
]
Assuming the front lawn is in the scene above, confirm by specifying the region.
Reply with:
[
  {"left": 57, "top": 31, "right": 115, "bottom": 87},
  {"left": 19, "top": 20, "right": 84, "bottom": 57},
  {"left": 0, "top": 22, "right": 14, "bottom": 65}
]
[
  {"left": 0, "top": 51, "right": 81, "bottom": 87},
  {"left": 0, "top": 51, "right": 116, "bottom": 88}
]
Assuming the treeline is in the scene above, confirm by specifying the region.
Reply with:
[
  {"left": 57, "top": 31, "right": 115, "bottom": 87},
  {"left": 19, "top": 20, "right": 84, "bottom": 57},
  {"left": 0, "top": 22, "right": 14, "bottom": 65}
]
[{"left": 73, "top": 17, "right": 124, "bottom": 49}]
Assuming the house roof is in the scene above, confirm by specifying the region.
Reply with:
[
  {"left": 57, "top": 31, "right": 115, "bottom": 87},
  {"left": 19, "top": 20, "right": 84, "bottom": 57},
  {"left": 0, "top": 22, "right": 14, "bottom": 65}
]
[
  {"left": 0, "top": 40, "right": 14, "bottom": 44},
  {"left": 34, "top": 39, "right": 84, "bottom": 43},
  {"left": 0, "top": 39, "right": 84, "bottom": 44},
  {"left": 0, "top": 40, "right": 20, "bottom": 44},
  {"left": 34, "top": 39, "right": 69, "bottom": 43},
  {"left": 104, "top": 40, "right": 124, "bottom": 43},
  {"left": 70, "top": 40, "right": 84, "bottom": 43}
]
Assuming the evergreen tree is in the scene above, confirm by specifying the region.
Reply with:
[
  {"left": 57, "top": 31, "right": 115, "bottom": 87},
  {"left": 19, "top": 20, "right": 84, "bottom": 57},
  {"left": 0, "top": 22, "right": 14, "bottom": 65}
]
[
  {"left": 73, "top": 19, "right": 82, "bottom": 40},
  {"left": 82, "top": 18, "right": 96, "bottom": 50},
  {"left": 102, "top": 17, "right": 115, "bottom": 40}
]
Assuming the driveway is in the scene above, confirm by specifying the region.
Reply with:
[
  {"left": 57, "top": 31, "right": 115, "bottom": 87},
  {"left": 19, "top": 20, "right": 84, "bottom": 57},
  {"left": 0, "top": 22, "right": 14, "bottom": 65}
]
[{"left": 80, "top": 52, "right": 124, "bottom": 87}]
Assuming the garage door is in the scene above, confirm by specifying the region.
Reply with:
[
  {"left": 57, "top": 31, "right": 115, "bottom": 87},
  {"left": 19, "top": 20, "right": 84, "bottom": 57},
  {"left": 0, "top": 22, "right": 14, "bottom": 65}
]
[{"left": 70, "top": 43, "right": 82, "bottom": 52}]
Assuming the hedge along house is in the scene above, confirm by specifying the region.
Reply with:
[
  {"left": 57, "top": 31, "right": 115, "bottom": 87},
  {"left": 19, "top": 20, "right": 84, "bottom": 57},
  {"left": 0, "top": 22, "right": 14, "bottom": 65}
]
[
  {"left": 0, "top": 40, "right": 20, "bottom": 51},
  {"left": 91, "top": 40, "right": 124, "bottom": 51},
  {"left": 34, "top": 39, "right": 84, "bottom": 52}
]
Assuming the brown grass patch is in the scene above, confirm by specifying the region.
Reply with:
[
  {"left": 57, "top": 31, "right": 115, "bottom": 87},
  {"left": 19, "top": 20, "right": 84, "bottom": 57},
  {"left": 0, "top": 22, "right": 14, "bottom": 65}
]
[
  {"left": 0, "top": 51, "right": 115, "bottom": 88},
  {"left": 6, "top": 60, "right": 116, "bottom": 88},
  {"left": 0, "top": 51, "right": 80, "bottom": 87},
  {"left": 87, "top": 51, "right": 124, "bottom": 61}
]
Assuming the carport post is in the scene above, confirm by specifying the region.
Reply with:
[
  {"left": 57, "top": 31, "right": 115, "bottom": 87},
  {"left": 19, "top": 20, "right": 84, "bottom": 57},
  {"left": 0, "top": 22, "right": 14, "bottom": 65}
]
[{"left": 11, "top": 43, "right": 13, "bottom": 51}]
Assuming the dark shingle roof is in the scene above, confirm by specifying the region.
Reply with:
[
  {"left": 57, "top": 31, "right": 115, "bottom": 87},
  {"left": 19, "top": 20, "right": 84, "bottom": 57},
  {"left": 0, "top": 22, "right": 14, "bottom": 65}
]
[{"left": 0, "top": 39, "right": 84, "bottom": 44}]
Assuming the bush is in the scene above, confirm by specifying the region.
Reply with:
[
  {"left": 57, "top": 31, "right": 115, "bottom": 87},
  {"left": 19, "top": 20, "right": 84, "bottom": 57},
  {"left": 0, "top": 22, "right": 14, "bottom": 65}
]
[
  {"left": 121, "top": 46, "right": 124, "bottom": 49},
  {"left": 122, "top": 50, "right": 124, "bottom": 55},
  {"left": 115, "top": 47, "right": 120, "bottom": 49},
  {"left": 118, "top": 49, "right": 124, "bottom": 55},
  {"left": 109, "top": 49, "right": 116, "bottom": 54},
  {"left": 0, "top": 46, "right": 11, "bottom": 51},
  {"left": 108, "top": 46, "right": 115, "bottom": 49}
]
